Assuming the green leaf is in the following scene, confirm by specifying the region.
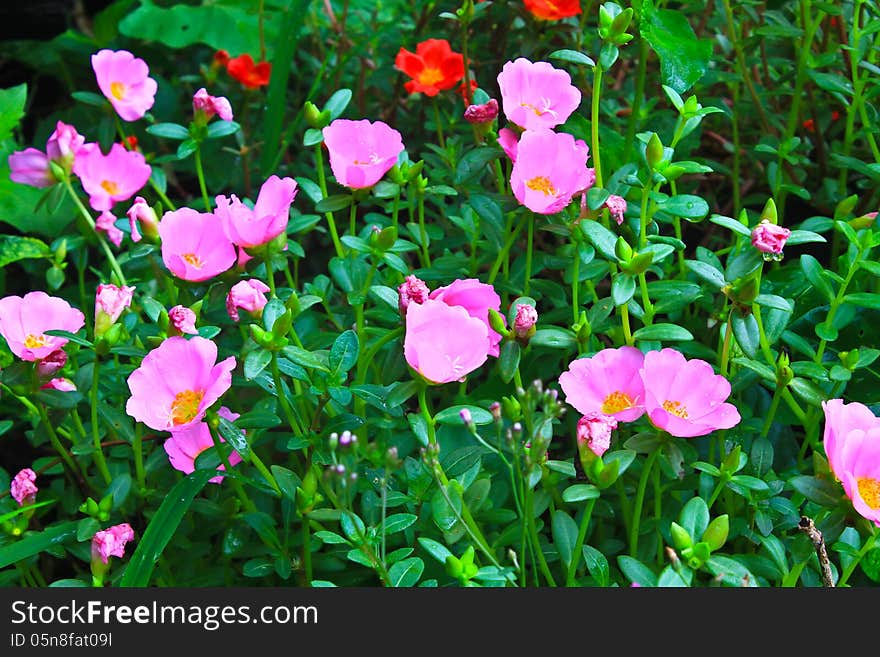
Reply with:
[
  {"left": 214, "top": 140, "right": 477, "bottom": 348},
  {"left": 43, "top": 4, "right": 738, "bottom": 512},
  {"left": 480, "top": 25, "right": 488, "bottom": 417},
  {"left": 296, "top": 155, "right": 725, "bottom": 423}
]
[
  {"left": 640, "top": 0, "right": 712, "bottom": 93},
  {"left": 709, "top": 214, "right": 752, "bottom": 237},
  {"left": 617, "top": 555, "right": 658, "bottom": 587},
  {"left": 633, "top": 323, "right": 693, "bottom": 342},
  {"left": 382, "top": 513, "right": 418, "bottom": 535},
  {"left": 388, "top": 557, "right": 424, "bottom": 587},
  {"left": 218, "top": 416, "right": 250, "bottom": 461},
  {"left": 0, "top": 235, "right": 50, "bottom": 268},
  {"left": 552, "top": 510, "right": 578, "bottom": 569},
  {"left": 324, "top": 88, "right": 353, "bottom": 120},
  {"left": 531, "top": 327, "right": 577, "bottom": 350},
  {"left": 498, "top": 340, "right": 521, "bottom": 384},
  {"left": 685, "top": 260, "right": 727, "bottom": 288},
  {"left": 119, "top": 470, "right": 215, "bottom": 586},
  {"left": 788, "top": 475, "right": 842, "bottom": 507},
  {"left": 611, "top": 272, "right": 636, "bottom": 306},
  {"left": 282, "top": 346, "right": 329, "bottom": 372},
  {"left": 580, "top": 219, "right": 618, "bottom": 260},
  {"left": 315, "top": 194, "right": 353, "bottom": 213},
  {"left": 205, "top": 121, "right": 241, "bottom": 139},
  {"left": 454, "top": 146, "right": 501, "bottom": 185},
  {"left": 731, "top": 313, "right": 760, "bottom": 359},
  {"left": 548, "top": 49, "right": 596, "bottom": 67},
  {"left": 243, "top": 349, "right": 272, "bottom": 380},
  {"left": 800, "top": 254, "right": 835, "bottom": 302},
  {"left": 657, "top": 194, "right": 709, "bottom": 220},
  {"left": 329, "top": 329, "right": 359, "bottom": 375},
  {"left": 43, "top": 329, "right": 93, "bottom": 348},
  {"left": 0, "top": 521, "right": 79, "bottom": 570},
  {"left": 146, "top": 122, "right": 190, "bottom": 140},
  {"left": 418, "top": 537, "right": 454, "bottom": 564},
  {"left": 0, "top": 83, "right": 27, "bottom": 142},
  {"left": 843, "top": 293, "right": 880, "bottom": 310},
  {"left": 562, "top": 484, "right": 600, "bottom": 503},
  {"left": 434, "top": 405, "right": 493, "bottom": 426}
]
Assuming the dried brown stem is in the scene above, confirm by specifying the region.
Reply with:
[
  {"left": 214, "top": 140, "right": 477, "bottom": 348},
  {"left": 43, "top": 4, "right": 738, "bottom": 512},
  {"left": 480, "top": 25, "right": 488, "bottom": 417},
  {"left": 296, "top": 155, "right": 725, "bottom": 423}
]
[{"left": 798, "top": 515, "right": 835, "bottom": 587}]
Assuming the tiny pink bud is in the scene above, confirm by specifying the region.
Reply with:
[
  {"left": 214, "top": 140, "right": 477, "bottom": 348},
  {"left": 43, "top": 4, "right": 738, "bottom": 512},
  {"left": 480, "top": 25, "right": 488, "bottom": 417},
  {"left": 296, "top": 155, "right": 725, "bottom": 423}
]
[
  {"left": 226, "top": 279, "right": 270, "bottom": 323},
  {"left": 463, "top": 98, "right": 499, "bottom": 124},
  {"left": 91, "top": 523, "right": 135, "bottom": 565},
  {"left": 10, "top": 468, "right": 38, "bottom": 506},
  {"left": 168, "top": 305, "right": 198, "bottom": 335},
  {"left": 514, "top": 303, "right": 538, "bottom": 338},
  {"left": 95, "top": 283, "right": 135, "bottom": 337},
  {"left": 751, "top": 219, "right": 791, "bottom": 256},
  {"left": 40, "top": 377, "right": 77, "bottom": 392},
  {"left": 46, "top": 121, "right": 85, "bottom": 172},
  {"left": 96, "top": 210, "right": 124, "bottom": 248},
  {"left": 605, "top": 194, "right": 627, "bottom": 225},
  {"left": 397, "top": 274, "right": 430, "bottom": 317},
  {"left": 459, "top": 408, "right": 473, "bottom": 425},
  {"left": 489, "top": 401, "right": 502, "bottom": 420},
  {"left": 126, "top": 196, "right": 159, "bottom": 243},
  {"left": 36, "top": 349, "right": 68, "bottom": 379},
  {"left": 193, "top": 87, "right": 234, "bottom": 122},
  {"left": 577, "top": 412, "right": 618, "bottom": 458}
]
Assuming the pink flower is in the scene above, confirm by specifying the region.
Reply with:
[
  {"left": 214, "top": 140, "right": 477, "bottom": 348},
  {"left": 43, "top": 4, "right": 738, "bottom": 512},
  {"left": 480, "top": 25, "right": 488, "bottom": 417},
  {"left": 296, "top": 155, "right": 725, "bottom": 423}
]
[
  {"left": 125, "top": 335, "right": 236, "bottom": 432},
  {"left": 605, "top": 194, "right": 628, "bottom": 225},
  {"left": 429, "top": 278, "right": 505, "bottom": 357},
  {"left": 159, "top": 207, "right": 237, "bottom": 282},
  {"left": 46, "top": 121, "right": 85, "bottom": 171},
  {"left": 226, "top": 279, "right": 270, "bottom": 322},
  {"left": 91, "top": 523, "right": 135, "bottom": 564},
  {"left": 73, "top": 142, "right": 151, "bottom": 212},
  {"left": 497, "top": 127, "right": 519, "bottom": 163},
  {"left": 464, "top": 98, "right": 499, "bottom": 124},
  {"left": 0, "top": 291, "right": 85, "bottom": 361},
  {"left": 404, "top": 299, "right": 490, "bottom": 384},
  {"left": 36, "top": 349, "right": 67, "bottom": 379},
  {"left": 126, "top": 196, "right": 159, "bottom": 243},
  {"left": 95, "top": 283, "right": 135, "bottom": 336},
  {"left": 751, "top": 219, "right": 791, "bottom": 255},
  {"left": 577, "top": 412, "right": 618, "bottom": 458},
  {"left": 497, "top": 57, "right": 581, "bottom": 131},
  {"left": 215, "top": 175, "right": 298, "bottom": 249},
  {"left": 834, "top": 426, "right": 880, "bottom": 526},
  {"left": 559, "top": 346, "right": 646, "bottom": 422},
  {"left": 640, "top": 348, "right": 741, "bottom": 437},
  {"left": 321, "top": 119, "right": 404, "bottom": 189},
  {"left": 821, "top": 399, "right": 880, "bottom": 478},
  {"left": 8, "top": 148, "right": 53, "bottom": 188},
  {"left": 10, "top": 468, "right": 38, "bottom": 506},
  {"left": 510, "top": 129, "right": 594, "bottom": 215},
  {"left": 193, "top": 87, "right": 233, "bottom": 122},
  {"left": 40, "top": 377, "right": 77, "bottom": 392},
  {"left": 398, "top": 274, "right": 430, "bottom": 317},
  {"left": 163, "top": 407, "right": 244, "bottom": 484},
  {"left": 168, "top": 305, "right": 198, "bottom": 335},
  {"left": 96, "top": 210, "right": 124, "bottom": 247},
  {"left": 91, "top": 49, "right": 157, "bottom": 122},
  {"left": 513, "top": 303, "right": 538, "bottom": 338}
]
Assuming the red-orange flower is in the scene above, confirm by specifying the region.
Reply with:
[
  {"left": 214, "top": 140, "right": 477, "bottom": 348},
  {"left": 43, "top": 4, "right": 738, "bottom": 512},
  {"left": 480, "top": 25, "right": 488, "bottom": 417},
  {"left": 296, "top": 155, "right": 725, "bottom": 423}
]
[
  {"left": 395, "top": 39, "right": 465, "bottom": 97},
  {"left": 523, "top": 0, "right": 582, "bottom": 21},
  {"left": 226, "top": 54, "right": 271, "bottom": 89},
  {"left": 457, "top": 79, "right": 479, "bottom": 104},
  {"left": 214, "top": 50, "right": 230, "bottom": 67}
]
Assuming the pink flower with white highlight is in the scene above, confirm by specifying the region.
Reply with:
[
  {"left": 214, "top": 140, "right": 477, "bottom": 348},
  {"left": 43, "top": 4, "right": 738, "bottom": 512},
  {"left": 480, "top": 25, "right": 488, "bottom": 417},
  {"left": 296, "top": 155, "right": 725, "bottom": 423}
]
[
  {"left": 95, "top": 211, "right": 124, "bottom": 247},
  {"left": 640, "top": 348, "right": 741, "bottom": 438},
  {"left": 751, "top": 219, "right": 791, "bottom": 256},
  {"left": 0, "top": 291, "right": 85, "bottom": 361},
  {"left": 95, "top": 283, "right": 135, "bottom": 336},
  {"left": 46, "top": 121, "right": 85, "bottom": 171},
  {"left": 605, "top": 194, "right": 628, "bottom": 225},
  {"left": 8, "top": 148, "right": 52, "bottom": 188},
  {"left": 821, "top": 399, "right": 880, "bottom": 478},
  {"left": 40, "top": 377, "right": 77, "bottom": 392},
  {"left": 73, "top": 143, "right": 151, "bottom": 212},
  {"left": 193, "top": 87, "right": 233, "bottom": 122},
  {"left": 404, "top": 299, "right": 490, "bottom": 384},
  {"left": 159, "top": 207, "right": 237, "bottom": 282},
  {"left": 164, "top": 407, "right": 244, "bottom": 484},
  {"left": 834, "top": 426, "right": 880, "bottom": 526},
  {"left": 322, "top": 119, "right": 404, "bottom": 189},
  {"left": 168, "top": 305, "right": 198, "bottom": 335},
  {"left": 577, "top": 412, "right": 619, "bottom": 458},
  {"left": 126, "top": 196, "right": 159, "bottom": 243},
  {"left": 215, "top": 175, "right": 298, "bottom": 249},
  {"left": 125, "top": 336, "right": 236, "bottom": 432},
  {"left": 497, "top": 127, "right": 519, "bottom": 163},
  {"left": 397, "top": 274, "right": 430, "bottom": 317},
  {"left": 429, "top": 278, "right": 505, "bottom": 358},
  {"left": 91, "top": 523, "right": 135, "bottom": 564},
  {"left": 510, "top": 129, "right": 594, "bottom": 215},
  {"left": 497, "top": 58, "right": 581, "bottom": 131},
  {"left": 10, "top": 468, "right": 38, "bottom": 506},
  {"left": 226, "top": 279, "right": 270, "bottom": 322},
  {"left": 559, "top": 346, "right": 646, "bottom": 422},
  {"left": 91, "top": 49, "right": 157, "bottom": 122}
]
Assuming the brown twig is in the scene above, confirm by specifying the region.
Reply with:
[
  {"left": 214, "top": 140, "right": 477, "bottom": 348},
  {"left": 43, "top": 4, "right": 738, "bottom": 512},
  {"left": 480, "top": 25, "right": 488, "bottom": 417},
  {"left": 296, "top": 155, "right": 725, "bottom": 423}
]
[{"left": 798, "top": 515, "right": 835, "bottom": 587}]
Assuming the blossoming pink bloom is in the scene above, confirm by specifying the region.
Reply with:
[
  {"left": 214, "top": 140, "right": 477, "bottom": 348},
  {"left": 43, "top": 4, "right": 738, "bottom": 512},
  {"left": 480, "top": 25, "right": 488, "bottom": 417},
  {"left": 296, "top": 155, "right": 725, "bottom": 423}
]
[
  {"left": 497, "top": 57, "right": 581, "bottom": 131},
  {"left": 751, "top": 219, "right": 791, "bottom": 255},
  {"left": 95, "top": 283, "right": 135, "bottom": 336},
  {"left": 404, "top": 299, "right": 490, "bottom": 384},
  {"left": 92, "top": 49, "right": 157, "bottom": 122},
  {"left": 640, "top": 348, "right": 741, "bottom": 437},
  {"left": 126, "top": 196, "right": 159, "bottom": 243},
  {"left": 428, "top": 278, "right": 504, "bottom": 357},
  {"left": 510, "top": 129, "right": 594, "bottom": 215},
  {"left": 91, "top": 523, "right": 135, "bottom": 564},
  {"left": 821, "top": 399, "right": 879, "bottom": 477},
  {"left": 0, "top": 291, "right": 85, "bottom": 361},
  {"left": 164, "top": 407, "right": 244, "bottom": 484},
  {"left": 497, "top": 127, "right": 519, "bottom": 163},
  {"left": 95, "top": 211, "right": 124, "bottom": 247},
  {"left": 559, "top": 346, "right": 646, "bottom": 422},
  {"left": 159, "top": 207, "right": 237, "bottom": 282},
  {"left": 321, "top": 119, "right": 404, "bottom": 189},
  {"left": 226, "top": 279, "right": 270, "bottom": 322},
  {"left": 168, "top": 305, "right": 198, "bottom": 335},
  {"left": 193, "top": 87, "right": 234, "bottom": 122},
  {"left": 215, "top": 175, "right": 298, "bottom": 249},
  {"left": 8, "top": 148, "right": 53, "bottom": 188},
  {"left": 605, "top": 194, "right": 628, "bottom": 225},
  {"left": 125, "top": 335, "right": 236, "bottom": 432},
  {"left": 398, "top": 274, "right": 430, "bottom": 317},
  {"left": 834, "top": 426, "right": 880, "bottom": 526},
  {"left": 577, "top": 412, "right": 619, "bottom": 458},
  {"left": 10, "top": 468, "right": 38, "bottom": 506},
  {"left": 73, "top": 142, "right": 151, "bottom": 212},
  {"left": 45, "top": 121, "right": 85, "bottom": 169},
  {"left": 40, "top": 377, "right": 77, "bottom": 392}
]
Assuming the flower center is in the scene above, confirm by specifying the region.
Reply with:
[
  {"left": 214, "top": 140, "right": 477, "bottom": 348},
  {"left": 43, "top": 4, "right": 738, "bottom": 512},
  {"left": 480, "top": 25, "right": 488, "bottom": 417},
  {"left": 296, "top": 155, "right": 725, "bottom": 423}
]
[
  {"left": 662, "top": 400, "right": 689, "bottom": 419},
  {"left": 170, "top": 389, "right": 204, "bottom": 426},
  {"left": 857, "top": 477, "right": 880, "bottom": 509},
  {"left": 182, "top": 253, "right": 204, "bottom": 269},
  {"left": 418, "top": 67, "right": 444, "bottom": 87},
  {"left": 110, "top": 81, "right": 126, "bottom": 101},
  {"left": 100, "top": 180, "right": 120, "bottom": 195},
  {"left": 519, "top": 100, "right": 557, "bottom": 118},
  {"left": 525, "top": 176, "right": 557, "bottom": 196},
  {"left": 24, "top": 333, "right": 49, "bottom": 349},
  {"left": 601, "top": 391, "right": 634, "bottom": 415}
]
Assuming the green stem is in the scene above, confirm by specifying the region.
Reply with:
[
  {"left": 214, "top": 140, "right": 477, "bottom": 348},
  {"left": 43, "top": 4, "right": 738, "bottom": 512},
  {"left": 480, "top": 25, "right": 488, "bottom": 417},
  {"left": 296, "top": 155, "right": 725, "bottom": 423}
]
[
  {"left": 719, "top": 311, "right": 734, "bottom": 377},
  {"left": 418, "top": 191, "right": 431, "bottom": 268},
  {"left": 488, "top": 212, "right": 527, "bottom": 284},
  {"left": 207, "top": 417, "right": 256, "bottom": 513},
  {"left": 565, "top": 498, "right": 597, "bottom": 586},
  {"left": 591, "top": 65, "right": 604, "bottom": 190},
  {"left": 431, "top": 97, "right": 446, "bottom": 151},
  {"left": 62, "top": 178, "right": 127, "bottom": 286},
  {"left": 314, "top": 144, "right": 345, "bottom": 258},
  {"left": 524, "top": 485, "right": 556, "bottom": 587},
  {"left": 271, "top": 352, "right": 306, "bottom": 438},
  {"left": 760, "top": 387, "right": 783, "bottom": 438},
  {"left": 90, "top": 359, "right": 112, "bottom": 485},
  {"left": 571, "top": 245, "right": 580, "bottom": 327},
  {"left": 629, "top": 448, "right": 660, "bottom": 557},
  {"left": 837, "top": 529, "right": 878, "bottom": 587},
  {"left": 349, "top": 199, "right": 357, "bottom": 237},
  {"left": 37, "top": 402, "right": 82, "bottom": 483},
  {"left": 132, "top": 423, "right": 146, "bottom": 493},
  {"left": 194, "top": 146, "right": 212, "bottom": 213},
  {"left": 301, "top": 518, "right": 313, "bottom": 585},
  {"left": 524, "top": 213, "right": 534, "bottom": 296}
]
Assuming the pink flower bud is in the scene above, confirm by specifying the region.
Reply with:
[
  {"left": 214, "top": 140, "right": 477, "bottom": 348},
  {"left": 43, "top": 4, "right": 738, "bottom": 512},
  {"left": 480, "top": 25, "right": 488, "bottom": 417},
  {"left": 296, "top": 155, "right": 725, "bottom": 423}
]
[
  {"left": 8, "top": 148, "right": 53, "bottom": 188},
  {"left": 45, "top": 121, "right": 85, "bottom": 172},
  {"left": 125, "top": 196, "right": 159, "bottom": 243},
  {"left": 459, "top": 408, "right": 473, "bottom": 425},
  {"left": 514, "top": 303, "right": 538, "bottom": 338},
  {"left": 226, "top": 279, "right": 270, "bottom": 322},
  {"left": 193, "top": 87, "right": 234, "bottom": 122},
  {"left": 168, "top": 305, "right": 198, "bottom": 335},
  {"left": 96, "top": 211, "right": 124, "bottom": 247},
  {"left": 489, "top": 401, "right": 502, "bottom": 420},
  {"left": 605, "top": 194, "right": 628, "bottom": 225},
  {"left": 751, "top": 219, "right": 791, "bottom": 256},
  {"left": 464, "top": 98, "right": 499, "bottom": 124},
  {"left": 10, "top": 468, "right": 38, "bottom": 506},
  {"left": 40, "top": 377, "right": 77, "bottom": 392},
  {"left": 91, "top": 523, "right": 135, "bottom": 565},
  {"left": 577, "top": 412, "right": 618, "bottom": 458},
  {"left": 95, "top": 283, "right": 135, "bottom": 336},
  {"left": 397, "top": 274, "right": 430, "bottom": 317},
  {"left": 36, "top": 349, "right": 68, "bottom": 379}
]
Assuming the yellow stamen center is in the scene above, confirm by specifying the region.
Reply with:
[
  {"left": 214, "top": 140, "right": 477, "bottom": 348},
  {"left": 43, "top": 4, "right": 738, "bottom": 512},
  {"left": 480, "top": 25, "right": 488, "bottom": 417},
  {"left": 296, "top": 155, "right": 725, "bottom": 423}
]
[
  {"left": 110, "top": 81, "right": 126, "bottom": 101},
  {"left": 525, "top": 176, "right": 556, "bottom": 196},
  {"left": 519, "top": 102, "right": 546, "bottom": 117},
  {"left": 170, "top": 389, "right": 204, "bottom": 426},
  {"left": 662, "top": 400, "right": 689, "bottom": 419},
  {"left": 24, "top": 334, "right": 49, "bottom": 349},
  {"left": 857, "top": 477, "right": 880, "bottom": 510},
  {"left": 601, "top": 391, "right": 634, "bottom": 415},
  {"left": 182, "top": 253, "right": 204, "bottom": 269},
  {"left": 100, "top": 180, "right": 120, "bottom": 195},
  {"left": 418, "top": 68, "right": 444, "bottom": 87}
]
